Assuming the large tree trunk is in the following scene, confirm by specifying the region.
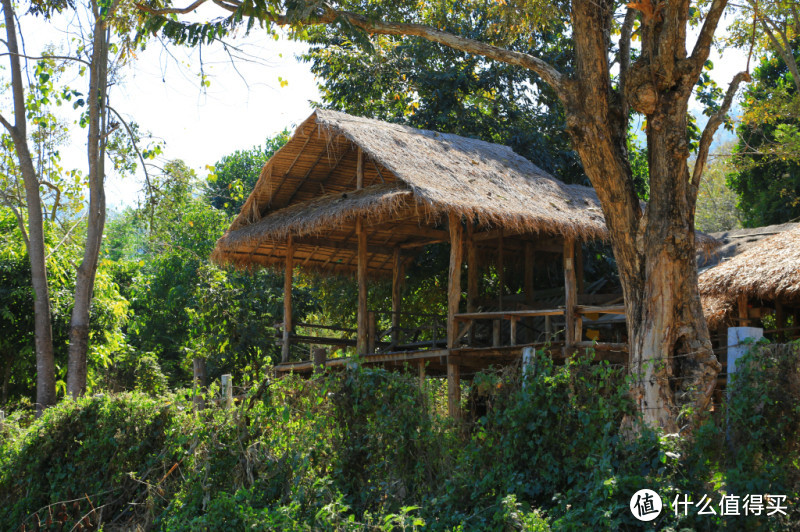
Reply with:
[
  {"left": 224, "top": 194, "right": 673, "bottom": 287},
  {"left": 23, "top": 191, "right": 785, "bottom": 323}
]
[
  {"left": 565, "top": 0, "right": 722, "bottom": 431},
  {"left": 66, "top": 12, "right": 109, "bottom": 397},
  {"left": 1, "top": 0, "right": 57, "bottom": 414}
]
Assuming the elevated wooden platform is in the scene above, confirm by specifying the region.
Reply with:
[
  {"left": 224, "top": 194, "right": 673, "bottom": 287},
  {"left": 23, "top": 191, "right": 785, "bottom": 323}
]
[{"left": 274, "top": 341, "right": 629, "bottom": 377}]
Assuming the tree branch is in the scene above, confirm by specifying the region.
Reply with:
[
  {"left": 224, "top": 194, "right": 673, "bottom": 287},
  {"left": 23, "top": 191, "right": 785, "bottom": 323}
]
[
  {"left": 618, "top": 8, "right": 636, "bottom": 121},
  {"left": 107, "top": 105, "right": 153, "bottom": 196},
  {"left": 689, "top": 0, "right": 729, "bottom": 75},
  {"left": 690, "top": 71, "right": 750, "bottom": 191},
  {"left": 0, "top": 112, "right": 13, "bottom": 135},
  {"left": 135, "top": 2, "right": 569, "bottom": 99},
  {"left": 0, "top": 51, "right": 92, "bottom": 68},
  {"left": 760, "top": 17, "right": 800, "bottom": 94}
]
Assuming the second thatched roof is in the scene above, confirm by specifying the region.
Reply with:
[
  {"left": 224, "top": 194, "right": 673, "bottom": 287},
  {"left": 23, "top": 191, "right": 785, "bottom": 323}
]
[{"left": 700, "top": 223, "right": 800, "bottom": 327}]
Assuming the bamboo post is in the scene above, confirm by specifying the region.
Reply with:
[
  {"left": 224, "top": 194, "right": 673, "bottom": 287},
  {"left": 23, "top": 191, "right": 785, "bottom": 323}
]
[
  {"left": 466, "top": 222, "right": 478, "bottom": 345},
  {"left": 282, "top": 235, "right": 294, "bottom": 363},
  {"left": 368, "top": 310, "right": 377, "bottom": 354},
  {"left": 356, "top": 146, "right": 364, "bottom": 189},
  {"left": 192, "top": 357, "right": 207, "bottom": 410},
  {"left": 564, "top": 237, "right": 578, "bottom": 350},
  {"left": 312, "top": 347, "right": 327, "bottom": 374},
  {"left": 391, "top": 248, "right": 402, "bottom": 348},
  {"left": 221, "top": 374, "right": 233, "bottom": 409},
  {"left": 447, "top": 212, "right": 463, "bottom": 418}
]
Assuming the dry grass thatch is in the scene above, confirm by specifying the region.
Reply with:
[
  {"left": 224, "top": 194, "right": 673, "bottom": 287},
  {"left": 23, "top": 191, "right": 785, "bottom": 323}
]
[
  {"left": 700, "top": 224, "right": 800, "bottom": 327},
  {"left": 212, "top": 109, "right": 718, "bottom": 274}
]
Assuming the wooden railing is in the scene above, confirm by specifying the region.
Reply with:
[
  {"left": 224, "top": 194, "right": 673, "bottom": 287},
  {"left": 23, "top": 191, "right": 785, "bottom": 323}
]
[{"left": 453, "top": 304, "right": 627, "bottom": 349}]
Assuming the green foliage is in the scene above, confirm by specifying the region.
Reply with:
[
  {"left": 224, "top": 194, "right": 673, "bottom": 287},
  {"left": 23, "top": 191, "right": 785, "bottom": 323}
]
[
  {"left": 1, "top": 343, "right": 800, "bottom": 529},
  {"left": 694, "top": 144, "right": 743, "bottom": 233},
  {"left": 300, "top": 3, "right": 584, "bottom": 183},
  {"left": 730, "top": 41, "right": 800, "bottom": 227}
]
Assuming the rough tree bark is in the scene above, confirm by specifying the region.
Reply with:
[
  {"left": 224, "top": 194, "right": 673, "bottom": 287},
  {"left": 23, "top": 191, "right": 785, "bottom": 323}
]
[
  {"left": 139, "top": 0, "right": 749, "bottom": 431},
  {"left": 1, "top": 0, "right": 57, "bottom": 415},
  {"left": 66, "top": 1, "right": 115, "bottom": 397}
]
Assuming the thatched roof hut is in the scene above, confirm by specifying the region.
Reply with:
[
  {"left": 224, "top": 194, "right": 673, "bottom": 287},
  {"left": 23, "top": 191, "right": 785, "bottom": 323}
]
[
  {"left": 698, "top": 222, "right": 798, "bottom": 272},
  {"left": 700, "top": 224, "right": 800, "bottom": 328},
  {"left": 212, "top": 109, "right": 714, "bottom": 275},
  {"left": 211, "top": 109, "right": 611, "bottom": 275}
]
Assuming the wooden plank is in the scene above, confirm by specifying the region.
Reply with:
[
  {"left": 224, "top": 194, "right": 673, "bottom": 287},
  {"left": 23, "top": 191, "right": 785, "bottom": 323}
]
[
  {"left": 282, "top": 235, "right": 294, "bottom": 363},
  {"left": 576, "top": 305, "right": 626, "bottom": 315},
  {"left": 392, "top": 247, "right": 402, "bottom": 347},
  {"left": 564, "top": 237, "right": 578, "bottom": 347},
  {"left": 447, "top": 212, "right": 463, "bottom": 349},
  {"left": 357, "top": 217, "right": 368, "bottom": 355},
  {"left": 454, "top": 309, "right": 565, "bottom": 320}
]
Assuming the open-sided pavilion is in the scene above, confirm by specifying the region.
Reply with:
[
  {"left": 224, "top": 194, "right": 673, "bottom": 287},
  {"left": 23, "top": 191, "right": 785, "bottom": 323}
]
[{"left": 212, "top": 110, "right": 654, "bottom": 415}]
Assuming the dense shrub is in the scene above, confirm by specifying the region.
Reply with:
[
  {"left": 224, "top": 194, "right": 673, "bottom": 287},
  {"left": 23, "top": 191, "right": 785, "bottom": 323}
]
[{"left": 0, "top": 343, "right": 798, "bottom": 530}]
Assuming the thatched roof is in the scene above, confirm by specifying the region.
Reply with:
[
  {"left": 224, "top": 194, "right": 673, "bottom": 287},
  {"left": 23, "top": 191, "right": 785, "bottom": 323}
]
[
  {"left": 698, "top": 222, "right": 798, "bottom": 272},
  {"left": 700, "top": 224, "right": 800, "bottom": 327},
  {"left": 212, "top": 109, "right": 717, "bottom": 275}
]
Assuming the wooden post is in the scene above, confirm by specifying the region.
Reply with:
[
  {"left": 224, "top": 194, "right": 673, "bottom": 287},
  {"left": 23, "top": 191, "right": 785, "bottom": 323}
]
[
  {"left": 282, "top": 235, "right": 294, "bottom": 363},
  {"left": 776, "top": 301, "right": 786, "bottom": 340},
  {"left": 524, "top": 241, "right": 535, "bottom": 342},
  {"left": 509, "top": 317, "right": 518, "bottom": 346},
  {"left": 575, "top": 241, "right": 584, "bottom": 295},
  {"left": 312, "top": 348, "right": 327, "bottom": 374},
  {"left": 737, "top": 293, "right": 750, "bottom": 327},
  {"left": 368, "top": 310, "right": 377, "bottom": 354},
  {"left": 418, "top": 360, "right": 426, "bottom": 389},
  {"left": 497, "top": 229, "right": 504, "bottom": 310},
  {"left": 356, "top": 148, "right": 368, "bottom": 356},
  {"left": 192, "top": 358, "right": 207, "bottom": 410},
  {"left": 0, "top": 409, "right": 4, "bottom": 431},
  {"left": 356, "top": 146, "right": 364, "bottom": 189},
  {"left": 221, "top": 374, "right": 233, "bottom": 409},
  {"left": 447, "top": 212, "right": 463, "bottom": 348},
  {"left": 357, "top": 218, "right": 368, "bottom": 356},
  {"left": 391, "top": 247, "right": 402, "bottom": 348},
  {"left": 466, "top": 222, "right": 478, "bottom": 345},
  {"left": 447, "top": 212, "right": 463, "bottom": 418},
  {"left": 564, "top": 237, "right": 578, "bottom": 349},
  {"left": 492, "top": 320, "right": 501, "bottom": 347}
]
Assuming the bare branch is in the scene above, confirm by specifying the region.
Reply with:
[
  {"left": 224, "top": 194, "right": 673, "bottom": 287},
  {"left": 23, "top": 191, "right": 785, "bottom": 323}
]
[
  {"left": 0, "top": 113, "right": 13, "bottom": 135},
  {"left": 136, "top": 0, "right": 208, "bottom": 14},
  {"left": 135, "top": 3, "right": 569, "bottom": 99},
  {"left": 618, "top": 8, "right": 636, "bottom": 121},
  {"left": 106, "top": 105, "right": 153, "bottom": 196},
  {"left": 39, "top": 180, "right": 61, "bottom": 221},
  {"left": 0, "top": 51, "right": 92, "bottom": 68},
  {"left": 689, "top": 0, "right": 729, "bottom": 75},
  {"left": 691, "top": 71, "right": 751, "bottom": 191}
]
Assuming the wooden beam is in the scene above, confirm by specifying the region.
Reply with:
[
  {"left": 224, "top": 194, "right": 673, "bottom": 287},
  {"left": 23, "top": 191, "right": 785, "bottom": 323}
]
[
  {"left": 283, "top": 146, "right": 331, "bottom": 205},
  {"left": 270, "top": 124, "right": 317, "bottom": 205},
  {"left": 294, "top": 236, "right": 396, "bottom": 257},
  {"left": 564, "top": 237, "right": 578, "bottom": 348},
  {"left": 392, "top": 247, "right": 402, "bottom": 347},
  {"left": 357, "top": 218, "right": 368, "bottom": 355},
  {"left": 282, "top": 235, "right": 294, "bottom": 363}
]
